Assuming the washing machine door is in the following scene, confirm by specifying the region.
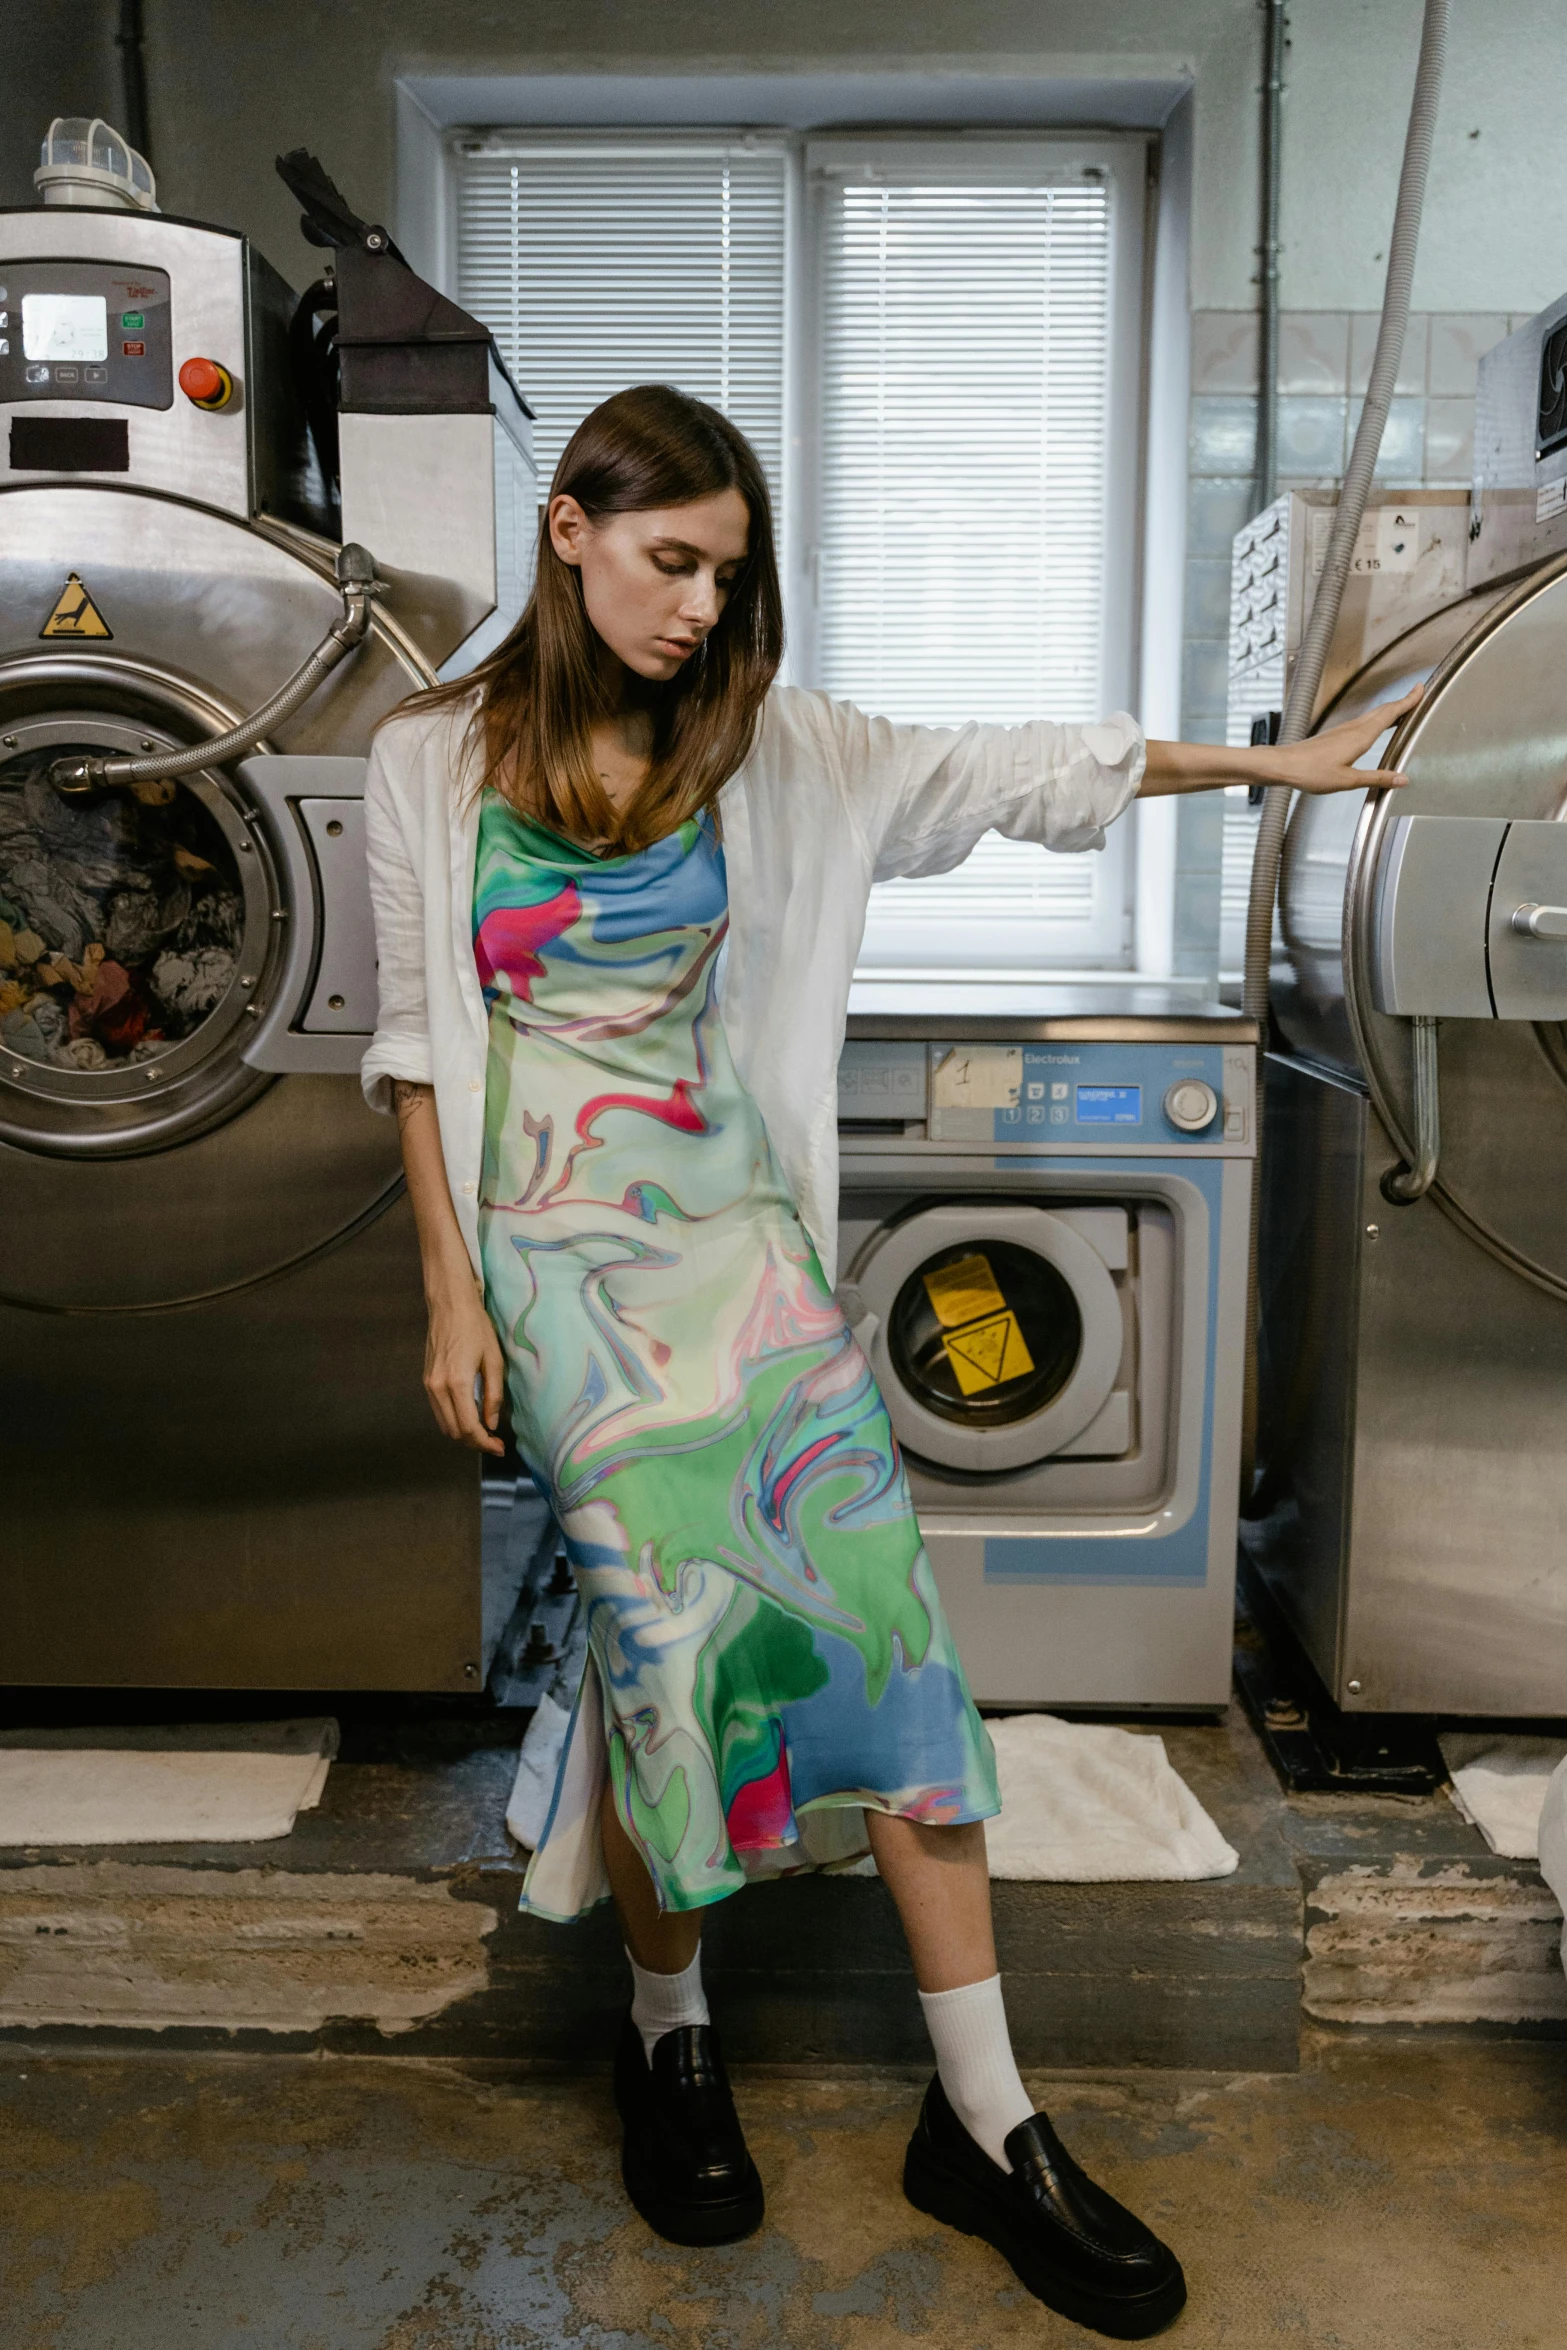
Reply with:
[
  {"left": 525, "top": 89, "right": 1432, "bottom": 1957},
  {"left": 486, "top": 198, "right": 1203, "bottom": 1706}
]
[
  {"left": 852, "top": 1203, "right": 1124, "bottom": 1474},
  {"left": 0, "top": 712, "right": 285, "bottom": 1154}
]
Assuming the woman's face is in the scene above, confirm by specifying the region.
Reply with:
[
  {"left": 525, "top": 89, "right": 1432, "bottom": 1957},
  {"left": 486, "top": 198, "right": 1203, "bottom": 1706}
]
[{"left": 548, "top": 488, "right": 751, "bottom": 681}]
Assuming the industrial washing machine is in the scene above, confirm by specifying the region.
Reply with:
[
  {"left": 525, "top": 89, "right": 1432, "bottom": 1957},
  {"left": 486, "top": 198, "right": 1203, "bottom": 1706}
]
[
  {"left": 1238, "top": 289, "right": 1567, "bottom": 1717},
  {"left": 0, "top": 125, "right": 537, "bottom": 1689},
  {"left": 836, "top": 1000, "right": 1258, "bottom": 1709}
]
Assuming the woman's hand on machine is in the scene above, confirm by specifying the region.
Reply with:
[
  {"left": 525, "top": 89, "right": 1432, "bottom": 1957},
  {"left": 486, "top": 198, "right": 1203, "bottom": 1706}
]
[
  {"left": 423, "top": 1280, "right": 508, "bottom": 1456},
  {"left": 1249, "top": 685, "right": 1423, "bottom": 795},
  {"left": 1141, "top": 685, "right": 1421, "bottom": 798}
]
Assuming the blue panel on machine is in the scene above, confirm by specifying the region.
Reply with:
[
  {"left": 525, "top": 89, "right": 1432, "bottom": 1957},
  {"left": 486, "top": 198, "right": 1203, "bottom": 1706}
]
[{"left": 995, "top": 1042, "right": 1226, "bottom": 1144}]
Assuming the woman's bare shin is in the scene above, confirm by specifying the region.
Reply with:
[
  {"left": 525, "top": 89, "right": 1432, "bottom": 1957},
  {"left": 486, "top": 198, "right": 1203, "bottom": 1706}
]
[
  {"left": 866, "top": 1811, "right": 998, "bottom": 1993},
  {"left": 600, "top": 1778, "right": 703, "bottom": 1973}
]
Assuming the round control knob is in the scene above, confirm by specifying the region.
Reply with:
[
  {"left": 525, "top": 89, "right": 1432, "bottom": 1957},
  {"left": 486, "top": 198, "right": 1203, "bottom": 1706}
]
[
  {"left": 179, "top": 356, "right": 234, "bottom": 410},
  {"left": 1164, "top": 1079, "right": 1218, "bottom": 1132}
]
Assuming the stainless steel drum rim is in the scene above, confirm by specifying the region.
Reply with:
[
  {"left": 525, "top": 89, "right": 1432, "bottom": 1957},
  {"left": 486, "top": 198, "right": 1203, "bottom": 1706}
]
[{"left": 1339, "top": 546, "right": 1567, "bottom": 1303}]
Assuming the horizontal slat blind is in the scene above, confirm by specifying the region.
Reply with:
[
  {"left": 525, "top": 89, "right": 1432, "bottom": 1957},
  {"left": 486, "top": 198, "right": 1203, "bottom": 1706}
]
[
  {"left": 854, "top": 838, "right": 1108, "bottom": 970},
  {"left": 816, "top": 166, "right": 1111, "bottom": 726},
  {"left": 813, "top": 157, "right": 1123, "bottom": 967},
  {"left": 453, "top": 139, "right": 787, "bottom": 496}
]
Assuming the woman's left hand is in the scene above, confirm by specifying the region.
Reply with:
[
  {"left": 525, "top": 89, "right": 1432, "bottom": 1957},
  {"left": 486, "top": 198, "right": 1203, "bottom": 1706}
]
[
  {"left": 1141, "top": 686, "right": 1422, "bottom": 800},
  {"left": 1258, "top": 685, "right": 1422, "bottom": 794}
]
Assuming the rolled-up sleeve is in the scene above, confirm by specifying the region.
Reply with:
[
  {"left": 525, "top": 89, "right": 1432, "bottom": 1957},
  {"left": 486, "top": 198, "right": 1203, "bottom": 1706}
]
[
  {"left": 359, "top": 729, "right": 434, "bottom": 1113},
  {"left": 813, "top": 697, "right": 1146, "bottom": 884}
]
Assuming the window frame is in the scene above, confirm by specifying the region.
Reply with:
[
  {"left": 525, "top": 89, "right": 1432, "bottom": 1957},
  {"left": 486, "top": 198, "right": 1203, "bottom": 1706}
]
[{"left": 442, "top": 121, "right": 1157, "bottom": 974}]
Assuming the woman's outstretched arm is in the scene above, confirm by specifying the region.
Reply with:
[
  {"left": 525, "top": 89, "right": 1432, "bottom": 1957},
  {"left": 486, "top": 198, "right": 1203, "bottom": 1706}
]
[
  {"left": 394, "top": 1078, "right": 507, "bottom": 1457},
  {"left": 793, "top": 678, "right": 1420, "bottom": 896},
  {"left": 1140, "top": 686, "right": 1421, "bottom": 798}
]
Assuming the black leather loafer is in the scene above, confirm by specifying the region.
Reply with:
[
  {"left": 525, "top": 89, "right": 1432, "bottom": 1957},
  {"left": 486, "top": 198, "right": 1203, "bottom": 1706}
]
[
  {"left": 903, "top": 2075, "right": 1185, "bottom": 2339},
  {"left": 612, "top": 2012, "right": 764, "bottom": 2246}
]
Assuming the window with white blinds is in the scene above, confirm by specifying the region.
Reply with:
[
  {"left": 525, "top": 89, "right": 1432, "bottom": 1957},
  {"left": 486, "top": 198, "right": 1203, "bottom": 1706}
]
[
  {"left": 452, "top": 137, "right": 787, "bottom": 496},
  {"left": 809, "top": 140, "right": 1141, "bottom": 971},
  {"left": 445, "top": 129, "right": 1145, "bottom": 975}
]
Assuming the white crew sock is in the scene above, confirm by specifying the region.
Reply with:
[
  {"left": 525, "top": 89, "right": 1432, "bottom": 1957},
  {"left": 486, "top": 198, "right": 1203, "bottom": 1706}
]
[
  {"left": 918, "top": 1974, "right": 1037, "bottom": 2172},
  {"left": 626, "top": 1945, "right": 710, "bottom": 2063}
]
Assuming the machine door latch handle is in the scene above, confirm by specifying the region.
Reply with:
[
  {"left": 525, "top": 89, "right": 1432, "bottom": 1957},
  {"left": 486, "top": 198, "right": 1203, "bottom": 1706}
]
[{"left": 1509, "top": 902, "right": 1567, "bottom": 940}]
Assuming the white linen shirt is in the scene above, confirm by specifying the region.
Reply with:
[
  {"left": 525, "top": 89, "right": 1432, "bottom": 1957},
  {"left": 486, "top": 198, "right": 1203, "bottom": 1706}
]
[{"left": 359, "top": 685, "right": 1146, "bottom": 1292}]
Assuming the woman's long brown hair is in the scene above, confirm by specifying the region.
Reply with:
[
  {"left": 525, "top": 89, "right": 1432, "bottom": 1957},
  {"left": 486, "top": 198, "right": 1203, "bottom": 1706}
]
[{"left": 404, "top": 384, "right": 783, "bottom": 851}]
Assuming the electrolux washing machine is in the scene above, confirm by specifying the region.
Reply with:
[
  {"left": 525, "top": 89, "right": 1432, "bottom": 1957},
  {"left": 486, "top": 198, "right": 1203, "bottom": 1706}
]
[
  {"left": 836, "top": 998, "right": 1258, "bottom": 1709},
  {"left": 0, "top": 129, "right": 536, "bottom": 1689}
]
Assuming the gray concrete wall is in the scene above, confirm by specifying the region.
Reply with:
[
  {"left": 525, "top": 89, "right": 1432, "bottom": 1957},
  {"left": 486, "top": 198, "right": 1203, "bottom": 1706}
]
[
  {"left": 5, "top": 2, "right": 1562, "bottom": 308},
  {"left": 2, "top": 9, "right": 118, "bottom": 213}
]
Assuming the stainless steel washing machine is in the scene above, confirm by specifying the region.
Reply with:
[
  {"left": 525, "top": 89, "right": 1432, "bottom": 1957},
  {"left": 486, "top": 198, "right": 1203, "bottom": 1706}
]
[
  {"left": 836, "top": 998, "right": 1258, "bottom": 1709},
  {"left": 1239, "top": 289, "right": 1567, "bottom": 1716},
  {"left": 0, "top": 137, "right": 536, "bottom": 1688}
]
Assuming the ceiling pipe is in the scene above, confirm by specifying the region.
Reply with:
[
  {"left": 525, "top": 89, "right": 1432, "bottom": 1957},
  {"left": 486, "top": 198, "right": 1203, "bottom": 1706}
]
[
  {"left": 115, "top": 0, "right": 152, "bottom": 168},
  {"left": 1251, "top": 0, "right": 1286, "bottom": 518}
]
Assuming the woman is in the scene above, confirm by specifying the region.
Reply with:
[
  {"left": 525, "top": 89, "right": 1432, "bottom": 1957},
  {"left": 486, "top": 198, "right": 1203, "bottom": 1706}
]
[{"left": 363, "top": 384, "right": 1412, "bottom": 2340}]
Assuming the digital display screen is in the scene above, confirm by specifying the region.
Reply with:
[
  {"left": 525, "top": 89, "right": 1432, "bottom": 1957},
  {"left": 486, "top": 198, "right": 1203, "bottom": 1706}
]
[
  {"left": 22, "top": 292, "right": 108, "bottom": 363},
  {"left": 1075, "top": 1085, "right": 1142, "bottom": 1125}
]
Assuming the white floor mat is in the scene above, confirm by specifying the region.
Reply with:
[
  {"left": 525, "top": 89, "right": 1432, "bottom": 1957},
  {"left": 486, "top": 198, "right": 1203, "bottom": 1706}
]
[
  {"left": 983, "top": 1713, "right": 1240, "bottom": 1882},
  {"left": 1440, "top": 1733, "right": 1567, "bottom": 1860},
  {"left": 0, "top": 1719, "right": 338, "bottom": 1846}
]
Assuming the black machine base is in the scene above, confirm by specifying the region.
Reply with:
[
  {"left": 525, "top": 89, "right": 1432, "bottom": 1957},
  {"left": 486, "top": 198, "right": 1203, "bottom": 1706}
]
[{"left": 1234, "top": 1560, "right": 1447, "bottom": 1796}]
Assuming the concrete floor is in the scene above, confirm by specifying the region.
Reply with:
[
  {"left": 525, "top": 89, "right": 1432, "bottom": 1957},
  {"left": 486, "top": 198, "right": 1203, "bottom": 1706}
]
[{"left": 2, "top": 2034, "right": 1563, "bottom": 2349}]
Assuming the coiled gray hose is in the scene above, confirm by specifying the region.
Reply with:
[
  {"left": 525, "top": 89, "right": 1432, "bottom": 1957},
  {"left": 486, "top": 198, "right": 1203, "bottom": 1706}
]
[
  {"left": 48, "top": 542, "right": 380, "bottom": 795},
  {"left": 1241, "top": 0, "right": 1448, "bottom": 1021}
]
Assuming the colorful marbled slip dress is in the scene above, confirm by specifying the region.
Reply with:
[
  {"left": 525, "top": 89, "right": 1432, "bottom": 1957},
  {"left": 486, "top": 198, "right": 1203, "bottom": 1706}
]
[{"left": 473, "top": 789, "right": 1000, "bottom": 1923}]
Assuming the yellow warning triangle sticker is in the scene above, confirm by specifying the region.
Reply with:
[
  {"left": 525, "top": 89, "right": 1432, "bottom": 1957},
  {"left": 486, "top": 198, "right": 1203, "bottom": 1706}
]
[
  {"left": 943, "top": 1308, "right": 1035, "bottom": 1395},
  {"left": 40, "top": 573, "right": 113, "bottom": 640}
]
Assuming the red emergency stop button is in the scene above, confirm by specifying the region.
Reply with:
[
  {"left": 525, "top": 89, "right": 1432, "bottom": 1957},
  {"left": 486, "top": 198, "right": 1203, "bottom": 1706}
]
[{"left": 179, "top": 357, "right": 234, "bottom": 410}]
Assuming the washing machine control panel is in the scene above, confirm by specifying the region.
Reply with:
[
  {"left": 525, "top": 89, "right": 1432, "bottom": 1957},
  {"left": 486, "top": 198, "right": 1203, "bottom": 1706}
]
[
  {"left": 0, "top": 260, "right": 173, "bottom": 408},
  {"left": 838, "top": 1037, "right": 1254, "bottom": 1151}
]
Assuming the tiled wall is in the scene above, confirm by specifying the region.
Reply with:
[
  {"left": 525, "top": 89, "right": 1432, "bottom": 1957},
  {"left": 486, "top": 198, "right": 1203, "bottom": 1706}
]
[{"left": 1172, "top": 307, "right": 1523, "bottom": 978}]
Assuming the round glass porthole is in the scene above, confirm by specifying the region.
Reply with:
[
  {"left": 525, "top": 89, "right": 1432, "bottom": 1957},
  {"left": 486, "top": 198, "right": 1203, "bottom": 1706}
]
[
  {"left": 0, "top": 711, "right": 278, "bottom": 1155},
  {"left": 1, "top": 743, "right": 247, "bottom": 1073},
  {"left": 887, "top": 1238, "right": 1084, "bottom": 1430}
]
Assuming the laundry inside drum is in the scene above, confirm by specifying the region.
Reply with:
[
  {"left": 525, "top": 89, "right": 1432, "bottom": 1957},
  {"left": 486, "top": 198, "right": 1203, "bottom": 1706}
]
[
  {"left": 888, "top": 1240, "right": 1083, "bottom": 1428},
  {"left": 0, "top": 744, "right": 245, "bottom": 1075}
]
